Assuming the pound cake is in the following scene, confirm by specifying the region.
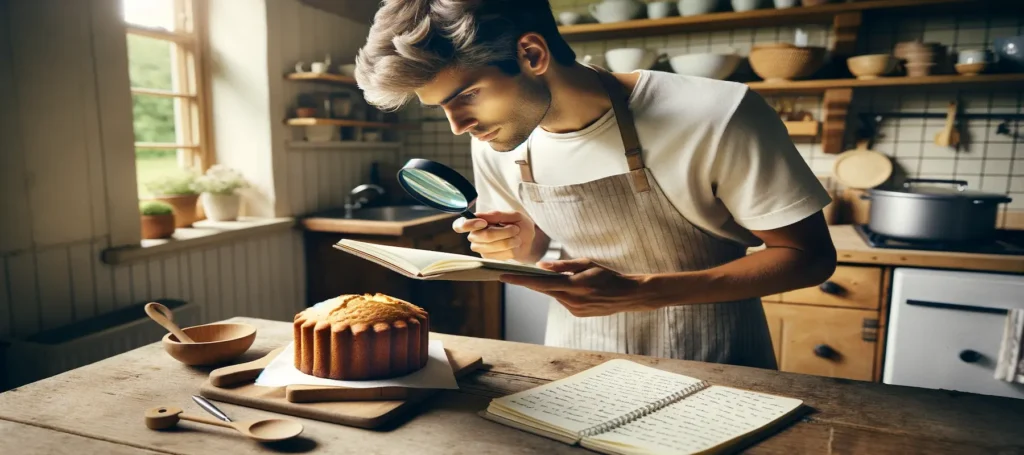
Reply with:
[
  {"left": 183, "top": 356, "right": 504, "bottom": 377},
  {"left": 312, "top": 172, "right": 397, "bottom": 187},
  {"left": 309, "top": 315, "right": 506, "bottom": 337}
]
[{"left": 293, "top": 293, "right": 429, "bottom": 380}]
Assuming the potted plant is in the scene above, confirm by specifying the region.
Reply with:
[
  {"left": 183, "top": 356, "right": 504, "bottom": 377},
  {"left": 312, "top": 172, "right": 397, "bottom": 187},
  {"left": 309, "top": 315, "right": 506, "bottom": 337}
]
[
  {"left": 144, "top": 170, "right": 200, "bottom": 227},
  {"left": 192, "top": 165, "right": 249, "bottom": 221},
  {"left": 140, "top": 201, "right": 176, "bottom": 239}
]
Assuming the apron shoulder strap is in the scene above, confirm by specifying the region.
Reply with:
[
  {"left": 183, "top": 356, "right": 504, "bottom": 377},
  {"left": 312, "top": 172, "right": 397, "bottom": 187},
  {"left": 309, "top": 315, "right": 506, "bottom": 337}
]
[{"left": 590, "top": 65, "right": 646, "bottom": 173}]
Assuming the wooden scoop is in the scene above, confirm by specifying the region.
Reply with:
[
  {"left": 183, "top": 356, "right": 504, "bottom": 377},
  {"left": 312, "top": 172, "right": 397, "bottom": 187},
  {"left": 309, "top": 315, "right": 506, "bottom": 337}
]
[
  {"left": 145, "top": 302, "right": 194, "bottom": 343},
  {"left": 145, "top": 406, "right": 303, "bottom": 442}
]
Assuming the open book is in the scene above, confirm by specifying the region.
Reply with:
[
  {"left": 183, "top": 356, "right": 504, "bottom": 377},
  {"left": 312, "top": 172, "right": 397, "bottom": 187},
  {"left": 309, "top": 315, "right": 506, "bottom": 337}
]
[
  {"left": 333, "top": 238, "right": 563, "bottom": 281},
  {"left": 480, "top": 359, "right": 805, "bottom": 455}
]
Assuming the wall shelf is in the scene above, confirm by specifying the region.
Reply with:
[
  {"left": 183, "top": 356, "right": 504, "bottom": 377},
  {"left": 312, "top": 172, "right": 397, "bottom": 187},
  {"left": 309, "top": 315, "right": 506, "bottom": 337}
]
[
  {"left": 285, "top": 72, "right": 358, "bottom": 87},
  {"left": 747, "top": 73, "right": 1024, "bottom": 94},
  {"left": 285, "top": 118, "right": 410, "bottom": 129},
  {"left": 286, "top": 140, "right": 402, "bottom": 150},
  {"left": 557, "top": 0, "right": 980, "bottom": 41}
]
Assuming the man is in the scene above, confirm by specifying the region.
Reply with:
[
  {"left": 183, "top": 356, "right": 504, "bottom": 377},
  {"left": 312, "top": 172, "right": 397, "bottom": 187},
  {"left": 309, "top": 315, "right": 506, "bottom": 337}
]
[{"left": 354, "top": 0, "right": 837, "bottom": 369}]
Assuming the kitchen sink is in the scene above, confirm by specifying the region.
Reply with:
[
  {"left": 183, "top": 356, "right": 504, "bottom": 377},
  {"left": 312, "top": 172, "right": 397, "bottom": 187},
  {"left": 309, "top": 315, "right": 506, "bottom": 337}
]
[{"left": 343, "top": 205, "right": 444, "bottom": 222}]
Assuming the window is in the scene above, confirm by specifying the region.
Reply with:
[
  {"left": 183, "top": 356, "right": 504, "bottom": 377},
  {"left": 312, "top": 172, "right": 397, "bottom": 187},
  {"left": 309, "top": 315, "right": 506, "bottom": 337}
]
[{"left": 123, "top": 0, "right": 209, "bottom": 197}]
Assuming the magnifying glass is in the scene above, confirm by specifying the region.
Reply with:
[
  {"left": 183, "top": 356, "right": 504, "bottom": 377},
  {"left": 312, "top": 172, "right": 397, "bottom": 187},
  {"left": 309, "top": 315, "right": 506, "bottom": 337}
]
[{"left": 396, "top": 158, "right": 479, "bottom": 220}]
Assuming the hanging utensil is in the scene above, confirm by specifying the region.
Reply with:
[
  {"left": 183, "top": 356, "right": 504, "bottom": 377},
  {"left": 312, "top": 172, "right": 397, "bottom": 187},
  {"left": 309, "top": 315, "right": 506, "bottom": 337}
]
[
  {"left": 934, "top": 101, "right": 960, "bottom": 148},
  {"left": 832, "top": 138, "right": 893, "bottom": 190}
]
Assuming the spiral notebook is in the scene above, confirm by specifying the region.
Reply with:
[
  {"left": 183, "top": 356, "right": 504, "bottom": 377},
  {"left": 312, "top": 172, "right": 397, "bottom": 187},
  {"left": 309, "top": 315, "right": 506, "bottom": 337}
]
[{"left": 480, "top": 359, "right": 804, "bottom": 455}]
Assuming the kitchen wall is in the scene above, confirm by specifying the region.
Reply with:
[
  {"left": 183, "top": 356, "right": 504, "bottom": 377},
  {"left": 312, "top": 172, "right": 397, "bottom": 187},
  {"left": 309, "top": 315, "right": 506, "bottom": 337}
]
[
  {"left": 266, "top": 0, "right": 404, "bottom": 217},
  {"left": 0, "top": 0, "right": 389, "bottom": 342},
  {"left": 408, "top": 3, "right": 1024, "bottom": 212}
]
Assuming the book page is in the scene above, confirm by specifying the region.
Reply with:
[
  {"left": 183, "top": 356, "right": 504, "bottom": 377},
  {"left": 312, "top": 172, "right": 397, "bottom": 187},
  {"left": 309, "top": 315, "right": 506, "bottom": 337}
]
[
  {"left": 584, "top": 385, "right": 803, "bottom": 454},
  {"left": 335, "top": 239, "right": 455, "bottom": 273},
  {"left": 489, "top": 359, "right": 706, "bottom": 435}
]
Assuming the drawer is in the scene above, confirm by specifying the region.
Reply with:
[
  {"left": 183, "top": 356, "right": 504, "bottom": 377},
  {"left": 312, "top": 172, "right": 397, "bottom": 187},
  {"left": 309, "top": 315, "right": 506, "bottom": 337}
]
[
  {"left": 762, "top": 302, "right": 878, "bottom": 381},
  {"left": 775, "top": 265, "right": 883, "bottom": 310}
]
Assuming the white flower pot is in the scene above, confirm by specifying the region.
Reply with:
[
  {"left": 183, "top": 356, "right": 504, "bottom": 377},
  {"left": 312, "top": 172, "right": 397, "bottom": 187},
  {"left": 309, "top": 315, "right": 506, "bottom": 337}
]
[{"left": 201, "top": 193, "right": 241, "bottom": 221}]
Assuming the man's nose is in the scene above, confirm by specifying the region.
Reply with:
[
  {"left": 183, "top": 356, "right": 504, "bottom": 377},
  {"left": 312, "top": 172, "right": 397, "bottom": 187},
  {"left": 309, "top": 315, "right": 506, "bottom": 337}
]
[{"left": 445, "top": 109, "right": 478, "bottom": 135}]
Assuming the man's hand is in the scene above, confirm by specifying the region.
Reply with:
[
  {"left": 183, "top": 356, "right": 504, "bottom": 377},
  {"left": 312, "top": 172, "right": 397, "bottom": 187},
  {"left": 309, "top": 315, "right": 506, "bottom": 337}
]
[
  {"left": 453, "top": 211, "right": 536, "bottom": 262},
  {"left": 498, "top": 258, "right": 660, "bottom": 317}
]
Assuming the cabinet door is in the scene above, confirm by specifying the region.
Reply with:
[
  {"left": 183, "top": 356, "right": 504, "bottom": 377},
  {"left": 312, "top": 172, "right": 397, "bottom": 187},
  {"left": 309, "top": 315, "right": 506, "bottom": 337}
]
[{"left": 762, "top": 302, "right": 878, "bottom": 381}]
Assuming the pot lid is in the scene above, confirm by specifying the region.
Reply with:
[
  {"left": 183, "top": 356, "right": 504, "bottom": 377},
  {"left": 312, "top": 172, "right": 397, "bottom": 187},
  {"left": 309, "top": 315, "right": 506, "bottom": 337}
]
[
  {"left": 868, "top": 179, "right": 1012, "bottom": 201},
  {"left": 832, "top": 141, "right": 893, "bottom": 189}
]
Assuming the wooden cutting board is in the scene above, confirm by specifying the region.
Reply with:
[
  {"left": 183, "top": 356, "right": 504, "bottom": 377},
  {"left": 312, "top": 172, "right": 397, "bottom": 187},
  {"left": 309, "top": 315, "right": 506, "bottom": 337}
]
[{"left": 198, "top": 346, "right": 483, "bottom": 429}]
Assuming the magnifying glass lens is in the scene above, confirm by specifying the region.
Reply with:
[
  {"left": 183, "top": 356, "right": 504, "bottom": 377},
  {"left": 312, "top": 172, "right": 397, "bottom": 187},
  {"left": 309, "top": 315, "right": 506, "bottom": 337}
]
[{"left": 400, "top": 169, "right": 467, "bottom": 210}]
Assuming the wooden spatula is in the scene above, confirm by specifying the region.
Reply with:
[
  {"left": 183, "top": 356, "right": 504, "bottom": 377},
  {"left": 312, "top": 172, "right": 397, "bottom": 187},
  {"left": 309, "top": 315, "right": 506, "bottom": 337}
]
[
  {"left": 934, "top": 101, "right": 960, "bottom": 148},
  {"left": 208, "top": 346, "right": 284, "bottom": 387}
]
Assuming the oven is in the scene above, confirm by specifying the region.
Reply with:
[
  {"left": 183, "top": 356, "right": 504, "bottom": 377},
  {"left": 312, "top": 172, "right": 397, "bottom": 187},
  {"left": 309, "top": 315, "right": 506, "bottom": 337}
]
[{"left": 883, "top": 267, "right": 1024, "bottom": 399}]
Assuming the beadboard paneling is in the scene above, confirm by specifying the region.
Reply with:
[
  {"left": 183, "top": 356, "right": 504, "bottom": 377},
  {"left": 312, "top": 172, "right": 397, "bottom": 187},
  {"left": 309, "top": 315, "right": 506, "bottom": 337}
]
[
  {"left": 7, "top": 252, "right": 40, "bottom": 338},
  {"left": 35, "top": 248, "right": 74, "bottom": 331},
  {"left": 0, "top": 231, "right": 304, "bottom": 341},
  {"left": 0, "top": 260, "right": 11, "bottom": 338}
]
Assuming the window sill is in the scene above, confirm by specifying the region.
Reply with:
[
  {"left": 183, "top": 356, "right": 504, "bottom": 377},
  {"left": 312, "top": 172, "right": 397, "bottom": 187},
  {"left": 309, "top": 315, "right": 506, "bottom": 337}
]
[{"left": 101, "top": 217, "right": 296, "bottom": 265}]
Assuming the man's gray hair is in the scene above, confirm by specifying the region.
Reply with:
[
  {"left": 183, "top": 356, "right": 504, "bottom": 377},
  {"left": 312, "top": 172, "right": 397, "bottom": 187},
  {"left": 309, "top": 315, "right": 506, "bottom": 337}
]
[{"left": 354, "top": 0, "right": 575, "bottom": 111}]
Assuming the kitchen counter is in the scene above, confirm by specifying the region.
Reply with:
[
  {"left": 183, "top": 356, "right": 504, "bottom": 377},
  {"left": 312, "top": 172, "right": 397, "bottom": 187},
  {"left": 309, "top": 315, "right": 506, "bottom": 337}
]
[
  {"left": 749, "top": 225, "right": 1024, "bottom": 274},
  {"left": 300, "top": 208, "right": 458, "bottom": 237},
  {"left": 1, "top": 317, "right": 1022, "bottom": 454}
]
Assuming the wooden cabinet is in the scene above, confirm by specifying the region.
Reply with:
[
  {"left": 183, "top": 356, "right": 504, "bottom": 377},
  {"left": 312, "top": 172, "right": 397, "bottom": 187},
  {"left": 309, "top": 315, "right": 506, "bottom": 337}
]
[
  {"left": 761, "top": 264, "right": 888, "bottom": 381},
  {"left": 303, "top": 229, "right": 503, "bottom": 340},
  {"left": 762, "top": 302, "right": 878, "bottom": 381}
]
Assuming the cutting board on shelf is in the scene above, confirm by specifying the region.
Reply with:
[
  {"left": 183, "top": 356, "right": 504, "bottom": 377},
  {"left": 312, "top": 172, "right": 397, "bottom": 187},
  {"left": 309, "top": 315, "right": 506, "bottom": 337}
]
[{"left": 198, "top": 346, "right": 483, "bottom": 429}]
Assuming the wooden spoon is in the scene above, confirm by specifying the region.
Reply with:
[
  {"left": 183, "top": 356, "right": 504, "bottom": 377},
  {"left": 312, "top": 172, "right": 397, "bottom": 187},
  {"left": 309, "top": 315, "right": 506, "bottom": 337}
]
[
  {"left": 144, "top": 406, "right": 303, "bottom": 442},
  {"left": 145, "top": 302, "right": 195, "bottom": 343},
  {"left": 934, "top": 101, "right": 960, "bottom": 147}
]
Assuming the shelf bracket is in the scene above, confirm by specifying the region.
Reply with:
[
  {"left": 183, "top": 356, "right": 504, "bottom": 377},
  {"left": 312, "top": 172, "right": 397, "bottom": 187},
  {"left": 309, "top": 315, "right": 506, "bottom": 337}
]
[
  {"left": 822, "top": 88, "right": 853, "bottom": 154},
  {"left": 831, "top": 12, "right": 862, "bottom": 57}
]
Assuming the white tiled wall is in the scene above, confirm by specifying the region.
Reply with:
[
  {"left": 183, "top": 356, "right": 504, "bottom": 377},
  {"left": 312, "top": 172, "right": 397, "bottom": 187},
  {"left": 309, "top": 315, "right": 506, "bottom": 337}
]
[{"left": 398, "top": 4, "right": 1024, "bottom": 210}]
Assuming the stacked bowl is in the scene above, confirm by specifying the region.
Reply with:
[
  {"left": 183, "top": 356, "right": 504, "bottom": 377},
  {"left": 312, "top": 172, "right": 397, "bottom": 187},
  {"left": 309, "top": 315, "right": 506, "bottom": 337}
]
[{"left": 894, "top": 41, "right": 941, "bottom": 77}]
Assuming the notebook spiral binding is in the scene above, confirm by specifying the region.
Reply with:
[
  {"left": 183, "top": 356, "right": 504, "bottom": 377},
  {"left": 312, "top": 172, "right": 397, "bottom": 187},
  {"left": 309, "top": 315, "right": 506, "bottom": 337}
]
[{"left": 577, "top": 380, "right": 711, "bottom": 438}]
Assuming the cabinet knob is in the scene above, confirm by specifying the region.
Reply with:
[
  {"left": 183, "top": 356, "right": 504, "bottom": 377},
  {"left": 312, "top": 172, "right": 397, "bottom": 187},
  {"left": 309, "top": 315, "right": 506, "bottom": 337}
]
[
  {"left": 814, "top": 344, "right": 836, "bottom": 359},
  {"left": 818, "top": 281, "right": 843, "bottom": 295},
  {"left": 959, "top": 349, "right": 982, "bottom": 363}
]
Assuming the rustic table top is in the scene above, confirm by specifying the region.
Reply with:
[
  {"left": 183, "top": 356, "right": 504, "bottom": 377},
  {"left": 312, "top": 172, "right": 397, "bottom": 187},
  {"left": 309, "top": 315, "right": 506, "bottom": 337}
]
[{"left": 2, "top": 317, "right": 1022, "bottom": 454}]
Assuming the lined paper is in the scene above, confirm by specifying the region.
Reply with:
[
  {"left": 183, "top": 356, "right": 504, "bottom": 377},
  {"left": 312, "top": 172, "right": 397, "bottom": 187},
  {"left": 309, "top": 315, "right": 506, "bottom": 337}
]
[
  {"left": 493, "top": 359, "right": 705, "bottom": 434},
  {"left": 586, "top": 385, "right": 802, "bottom": 453}
]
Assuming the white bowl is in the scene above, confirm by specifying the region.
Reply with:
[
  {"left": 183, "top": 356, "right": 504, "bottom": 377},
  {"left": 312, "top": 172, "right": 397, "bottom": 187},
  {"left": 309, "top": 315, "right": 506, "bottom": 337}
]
[
  {"left": 678, "top": 0, "right": 718, "bottom": 16},
  {"left": 605, "top": 48, "right": 659, "bottom": 72},
  {"left": 338, "top": 63, "right": 357, "bottom": 77},
  {"left": 559, "top": 11, "right": 582, "bottom": 25},
  {"left": 732, "top": 0, "right": 763, "bottom": 11},
  {"left": 669, "top": 53, "right": 742, "bottom": 79}
]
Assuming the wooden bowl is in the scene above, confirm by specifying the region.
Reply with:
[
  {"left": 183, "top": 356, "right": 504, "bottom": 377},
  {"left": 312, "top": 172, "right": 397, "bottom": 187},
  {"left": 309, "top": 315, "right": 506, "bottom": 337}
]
[
  {"left": 847, "top": 54, "right": 896, "bottom": 80},
  {"left": 161, "top": 322, "right": 257, "bottom": 366},
  {"left": 955, "top": 62, "right": 986, "bottom": 76},
  {"left": 749, "top": 43, "right": 826, "bottom": 82}
]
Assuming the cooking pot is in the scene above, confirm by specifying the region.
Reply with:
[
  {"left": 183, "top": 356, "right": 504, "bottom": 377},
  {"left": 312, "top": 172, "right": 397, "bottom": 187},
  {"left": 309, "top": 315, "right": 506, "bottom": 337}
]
[{"left": 864, "top": 178, "right": 1012, "bottom": 243}]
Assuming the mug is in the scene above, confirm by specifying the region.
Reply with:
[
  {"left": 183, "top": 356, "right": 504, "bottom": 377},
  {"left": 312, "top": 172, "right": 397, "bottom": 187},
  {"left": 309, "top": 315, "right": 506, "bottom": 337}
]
[
  {"left": 310, "top": 62, "right": 328, "bottom": 73},
  {"left": 647, "top": 1, "right": 676, "bottom": 18}
]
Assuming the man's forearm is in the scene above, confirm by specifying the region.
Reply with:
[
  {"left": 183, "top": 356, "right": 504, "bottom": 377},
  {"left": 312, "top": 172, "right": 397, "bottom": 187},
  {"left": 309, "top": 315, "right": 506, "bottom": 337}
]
[{"left": 639, "top": 245, "right": 837, "bottom": 308}]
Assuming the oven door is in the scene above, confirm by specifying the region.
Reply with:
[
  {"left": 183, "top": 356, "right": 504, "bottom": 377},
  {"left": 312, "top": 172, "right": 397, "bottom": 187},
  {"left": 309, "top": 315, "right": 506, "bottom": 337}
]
[{"left": 883, "top": 267, "right": 1024, "bottom": 399}]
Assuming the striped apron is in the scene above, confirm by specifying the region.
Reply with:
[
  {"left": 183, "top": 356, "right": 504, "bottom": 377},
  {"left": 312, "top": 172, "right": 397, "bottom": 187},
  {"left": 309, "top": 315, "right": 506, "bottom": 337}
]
[{"left": 513, "top": 66, "right": 777, "bottom": 369}]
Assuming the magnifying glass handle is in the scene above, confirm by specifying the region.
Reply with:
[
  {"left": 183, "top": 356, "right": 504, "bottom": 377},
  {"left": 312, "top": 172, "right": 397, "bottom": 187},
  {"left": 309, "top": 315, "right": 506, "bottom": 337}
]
[{"left": 460, "top": 210, "right": 477, "bottom": 220}]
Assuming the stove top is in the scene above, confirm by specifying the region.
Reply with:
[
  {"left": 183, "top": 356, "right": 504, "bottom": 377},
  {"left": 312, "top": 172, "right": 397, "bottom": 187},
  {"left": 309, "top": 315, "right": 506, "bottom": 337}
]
[{"left": 854, "top": 224, "right": 1024, "bottom": 256}]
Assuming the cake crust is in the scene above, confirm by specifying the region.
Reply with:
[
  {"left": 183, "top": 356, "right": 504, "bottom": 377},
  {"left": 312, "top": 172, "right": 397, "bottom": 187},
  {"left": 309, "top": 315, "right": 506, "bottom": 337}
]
[{"left": 293, "top": 293, "right": 429, "bottom": 380}]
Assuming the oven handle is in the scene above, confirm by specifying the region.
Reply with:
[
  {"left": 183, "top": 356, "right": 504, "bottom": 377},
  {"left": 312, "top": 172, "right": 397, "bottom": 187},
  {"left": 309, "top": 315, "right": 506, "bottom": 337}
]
[{"left": 906, "top": 299, "right": 1009, "bottom": 315}]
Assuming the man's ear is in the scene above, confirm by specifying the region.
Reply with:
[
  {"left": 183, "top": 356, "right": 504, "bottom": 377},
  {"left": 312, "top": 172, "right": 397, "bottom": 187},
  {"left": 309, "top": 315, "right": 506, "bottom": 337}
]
[{"left": 518, "top": 32, "right": 551, "bottom": 77}]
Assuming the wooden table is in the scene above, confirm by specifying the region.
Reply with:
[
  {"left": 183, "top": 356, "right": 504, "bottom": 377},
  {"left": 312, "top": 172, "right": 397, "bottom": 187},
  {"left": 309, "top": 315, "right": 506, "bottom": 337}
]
[{"left": 2, "top": 317, "right": 1023, "bottom": 454}]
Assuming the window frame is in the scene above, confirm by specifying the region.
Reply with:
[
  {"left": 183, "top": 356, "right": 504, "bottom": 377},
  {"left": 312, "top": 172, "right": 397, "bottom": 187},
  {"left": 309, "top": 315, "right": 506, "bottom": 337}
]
[{"left": 124, "top": 0, "right": 213, "bottom": 180}]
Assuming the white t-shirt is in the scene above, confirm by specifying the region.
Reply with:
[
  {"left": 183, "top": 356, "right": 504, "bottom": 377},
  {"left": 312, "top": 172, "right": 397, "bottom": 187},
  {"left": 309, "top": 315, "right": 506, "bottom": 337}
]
[{"left": 470, "top": 70, "right": 832, "bottom": 247}]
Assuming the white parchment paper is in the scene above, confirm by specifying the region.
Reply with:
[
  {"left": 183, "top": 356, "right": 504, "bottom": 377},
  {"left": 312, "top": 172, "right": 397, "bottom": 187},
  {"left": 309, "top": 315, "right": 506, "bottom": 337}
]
[{"left": 254, "top": 339, "right": 458, "bottom": 389}]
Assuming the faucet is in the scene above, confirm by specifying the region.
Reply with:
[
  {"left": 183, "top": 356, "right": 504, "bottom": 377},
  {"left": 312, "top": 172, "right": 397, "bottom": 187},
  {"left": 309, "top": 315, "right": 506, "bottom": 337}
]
[{"left": 344, "top": 183, "right": 386, "bottom": 217}]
